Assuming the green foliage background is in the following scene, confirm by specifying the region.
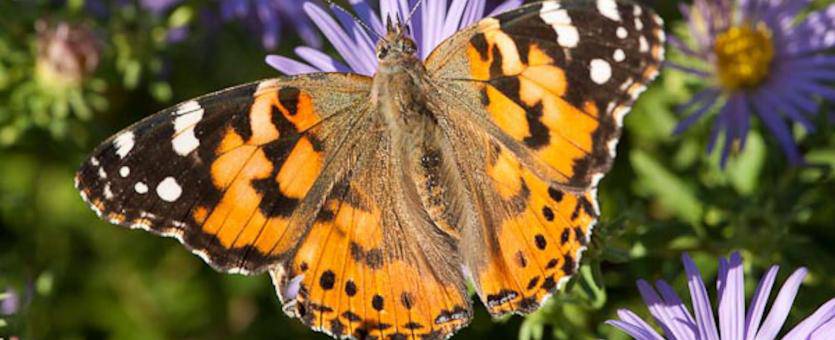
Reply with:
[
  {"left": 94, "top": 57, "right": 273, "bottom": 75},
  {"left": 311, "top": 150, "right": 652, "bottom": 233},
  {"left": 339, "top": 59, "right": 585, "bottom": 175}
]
[{"left": 1, "top": 1, "right": 834, "bottom": 339}]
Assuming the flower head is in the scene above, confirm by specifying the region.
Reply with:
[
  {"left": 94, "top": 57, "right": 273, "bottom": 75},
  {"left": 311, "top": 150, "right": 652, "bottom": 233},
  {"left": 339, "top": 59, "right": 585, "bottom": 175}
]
[
  {"left": 220, "top": 0, "right": 321, "bottom": 50},
  {"left": 671, "top": 0, "right": 835, "bottom": 165},
  {"left": 607, "top": 252, "right": 835, "bottom": 339},
  {"left": 1, "top": 288, "right": 19, "bottom": 315},
  {"left": 140, "top": 0, "right": 182, "bottom": 14},
  {"left": 35, "top": 21, "right": 101, "bottom": 88},
  {"left": 266, "top": 0, "right": 523, "bottom": 76}
]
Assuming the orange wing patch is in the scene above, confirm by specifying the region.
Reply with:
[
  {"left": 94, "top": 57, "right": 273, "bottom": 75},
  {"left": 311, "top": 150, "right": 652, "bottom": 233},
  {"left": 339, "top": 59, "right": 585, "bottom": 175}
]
[
  {"left": 450, "top": 1, "right": 665, "bottom": 188},
  {"left": 272, "top": 180, "right": 471, "bottom": 339},
  {"left": 475, "top": 144, "right": 597, "bottom": 315},
  {"left": 467, "top": 25, "right": 601, "bottom": 183},
  {"left": 191, "top": 84, "right": 330, "bottom": 270}
]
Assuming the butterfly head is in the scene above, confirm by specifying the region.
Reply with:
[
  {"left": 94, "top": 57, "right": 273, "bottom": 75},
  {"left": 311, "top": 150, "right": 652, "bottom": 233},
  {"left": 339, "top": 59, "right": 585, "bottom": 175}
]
[{"left": 376, "top": 17, "right": 417, "bottom": 62}]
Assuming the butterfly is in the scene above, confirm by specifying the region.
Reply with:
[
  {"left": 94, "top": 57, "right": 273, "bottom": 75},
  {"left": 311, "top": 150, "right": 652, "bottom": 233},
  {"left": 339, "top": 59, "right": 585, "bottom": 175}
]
[{"left": 75, "top": 0, "right": 664, "bottom": 338}]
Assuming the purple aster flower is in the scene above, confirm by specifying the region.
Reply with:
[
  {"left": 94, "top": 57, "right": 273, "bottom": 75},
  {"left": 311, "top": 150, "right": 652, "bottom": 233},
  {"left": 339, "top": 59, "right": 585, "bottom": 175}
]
[
  {"left": 140, "top": 0, "right": 182, "bottom": 14},
  {"left": 608, "top": 252, "right": 835, "bottom": 339},
  {"left": 220, "top": 0, "right": 321, "bottom": 50},
  {"left": 671, "top": 0, "right": 835, "bottom": 166},
  {"left": 266, "top": 0, "right": 523, "bottom": 76},
  {"left": 1, "top": 288, "right": 19, "bottom": 315}
]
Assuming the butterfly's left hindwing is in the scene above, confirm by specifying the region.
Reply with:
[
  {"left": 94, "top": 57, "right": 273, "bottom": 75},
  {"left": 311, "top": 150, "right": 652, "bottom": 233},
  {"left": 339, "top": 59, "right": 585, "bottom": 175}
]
[{"left": 75, "top": 74, "right": 372, "bottom": 274}]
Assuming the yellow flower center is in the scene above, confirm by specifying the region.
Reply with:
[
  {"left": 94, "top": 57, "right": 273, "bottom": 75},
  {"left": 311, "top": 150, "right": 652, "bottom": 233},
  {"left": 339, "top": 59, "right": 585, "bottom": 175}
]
[{"left": 713, "top": 23, "right": 774, "bottom": 90}]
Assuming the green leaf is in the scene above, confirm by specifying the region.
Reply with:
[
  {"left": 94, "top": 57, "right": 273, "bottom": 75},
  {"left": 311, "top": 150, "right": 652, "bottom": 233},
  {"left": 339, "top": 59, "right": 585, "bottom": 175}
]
[
  {"left": 631, "top": 150, "right": 703, "bottom": 225},
  {"left": 69, "top": 88, "right": 92, "bottom": 120},
  {"left": 806, "top": 149, "right": 835, "bottom": 168},
  {"left": 168, "top": 6, "right": 194, "bottom": 28},
  {"left": 124, "top": 60, "right": 142, "bottom": 89},
  {"left": 150, "top": 81, "right": 173, "bottom": 102},
  {"left": 577, "top": 264, "right": 607, "bottom": 309},
  {"left": 518, "top": 319, "right": 545, "bottom": 340},
  {"left": 725, "top": 132, "right": 765, "bottom": 195}
]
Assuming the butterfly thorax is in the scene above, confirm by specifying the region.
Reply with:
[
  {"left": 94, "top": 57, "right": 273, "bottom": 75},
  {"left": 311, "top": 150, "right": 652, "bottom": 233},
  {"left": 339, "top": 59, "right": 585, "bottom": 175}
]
[
  {"left": 370, "top": 26, "right": 464, "bottom": 237},
  {"left": 372, "top": 29, "right": 434, "bottom": 127}
]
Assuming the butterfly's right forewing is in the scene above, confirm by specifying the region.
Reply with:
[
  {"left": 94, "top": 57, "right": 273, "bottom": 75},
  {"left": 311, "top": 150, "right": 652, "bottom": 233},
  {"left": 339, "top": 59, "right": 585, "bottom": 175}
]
[{"left": 424, "top": 0, "right": 665, "bottom": 317}]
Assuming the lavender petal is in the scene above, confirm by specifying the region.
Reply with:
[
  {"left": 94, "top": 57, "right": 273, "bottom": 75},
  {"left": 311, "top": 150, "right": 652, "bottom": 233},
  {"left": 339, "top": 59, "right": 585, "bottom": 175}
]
[
  {"left": 784, "top": 298, "right": 835, "bottom": 339},
  {"left": 637, "top": 280, "right": 695, "bottom": 339},
  {"left": 758, "top": 84, "right": 816, "bottom": 132},
  {"left": 440, "top": 0, "right": 469, "bottom": 40},
  {"left": 751, "top": 92, "right": 804, "bottom": 165},
  {"left": 349, "top": 0, "right": 385, "bottom": 35},
  {"left": 673, "top": 89, "right": 721, "bottom": 135},
  {"left": 408, "top": 0, "right": 423, "bottom": 57},
  {"left": 420, "top": 0, "right": 447, "bottom": 57},
  {"left": 682, "top": 253, "right": 721, "bottom": 340},
  {"left": 665, "top": 62, "right": 712, "bottom": 78},
  {"left": 718, "top": 253, "right": 745, "bottom": 340},
  {"left": 810, "top": 317, "right": 835, "bottom": 340},
  {"left": 785, "top": 299, "right": 835, "bottom": 339},
  {"left": 610, "top": 309, "right": 667, "bottom": 340},
  {"left": 488, "top": 0, "right": 524, "bottom": 16},
  {"left": 706, "top": 110, "right": 726, "bottom": 154},
  {"left": 656, "top": 280, "right": 699, "bottom": 338},
  {"left": 744, "top": 266, "right": 779, "bottom": 340},
  {"left": 331, "top": 4, "right": 378, "bottom": 67},
  {"left": 755, "top": 267, "right": 809, "bottom": 339},
  {"left": 460, "top": 0, "right": 486, "bottom": 29},
  {"left": 265, "top": 55, "right": 319, "bottom": 75},
  {"left": 785, "top": 4, "right": 835, "bottom": 55},
  {"left": 304, "top": 2, "right": 376, "bottom": 75},
  {"left": 294, "top": 47, "right": 350, "bottom": 73}
]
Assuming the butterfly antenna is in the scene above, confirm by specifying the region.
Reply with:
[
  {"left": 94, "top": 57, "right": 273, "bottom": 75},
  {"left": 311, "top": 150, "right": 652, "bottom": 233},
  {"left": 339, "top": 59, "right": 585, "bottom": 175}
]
[
  {"left": 405, "top": 0, "right": 424, "bottom": 25},
  {"left": 322, "top": 0, "right": 386, "bottom": 43}
]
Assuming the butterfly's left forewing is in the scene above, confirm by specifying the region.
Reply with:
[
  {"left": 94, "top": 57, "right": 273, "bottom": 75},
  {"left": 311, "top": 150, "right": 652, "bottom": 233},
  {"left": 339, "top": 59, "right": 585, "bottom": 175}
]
[{"left": 75, "top": 73, "right": 372, "bottom": 274}]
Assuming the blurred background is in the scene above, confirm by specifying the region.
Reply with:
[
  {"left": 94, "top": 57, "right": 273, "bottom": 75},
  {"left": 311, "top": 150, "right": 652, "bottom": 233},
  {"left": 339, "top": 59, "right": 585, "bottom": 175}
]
[{"left": 1, "top": 0, "right": 834, "bottom": 339}]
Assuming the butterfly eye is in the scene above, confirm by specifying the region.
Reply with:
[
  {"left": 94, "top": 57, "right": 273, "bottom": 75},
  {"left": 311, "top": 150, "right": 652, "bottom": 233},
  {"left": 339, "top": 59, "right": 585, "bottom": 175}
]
[
  {"left": 377, "top": 46, "right": 389, "bottom": 59},
  {"left": 403, "top": 40, "right": 416, "bottom": 54}
]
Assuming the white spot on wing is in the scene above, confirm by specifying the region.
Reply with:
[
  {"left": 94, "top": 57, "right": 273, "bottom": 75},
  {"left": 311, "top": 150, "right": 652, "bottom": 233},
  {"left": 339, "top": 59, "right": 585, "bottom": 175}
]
[
  {"left": 135, "top": 182, "right": 148, "bottom": 194},
  {"left": 635, "top": 17, "right": 644, "bottom": 30},
  {"left": 114, "top": 131, "right": 135, "bottom": 159},
  {"left": 172, "top": 101, "right": 204, "bottom": 156},
  {"left": 597, "top": 0, "right": 621, "bottom": 22},
  {"left": 607, "top": 138, "right": 619, "bottom": 158},
  {"left": 98, "top": 168, "right": 107, "bottom": 179},
  {"left": 119, "top": 166, "right": 130, "bottom": 177},
  {"left": 172, "top": 130, "right": 200, "bottom": 156},
  {"left": 174, "top": 100, "right": 202, "bottom": 116},
  {"left": 156, "top": 177, "right": 182, "bottom": 202},
  {"left": 617, "top": 27, "right": 628, "bottom": 39},
  {"left": 590, "top": 59, "right": 612, "bottom": 84},
  {"left": 557, "top": 26, "right": 580, "bottom": 48},
  {"left": 90, "top": 157, "right": 100, "bottom": 166},
  {"left": 614, "top": 49, "right": 625, "bottom": 62},
  {"left": 613, "top": 106, "right": 631, "bottom": 126},
  {"left": 103, "top": 183, "right": 114, "bottom": 199},
  {"left": 540, "top": 1, "right": 579, "bottom": 48},
  {"left": 539, "top": 1, "right": 564, "bottom": 23},
  {"left": 639, "top": 36, "right": 649, "bottom": 52}
]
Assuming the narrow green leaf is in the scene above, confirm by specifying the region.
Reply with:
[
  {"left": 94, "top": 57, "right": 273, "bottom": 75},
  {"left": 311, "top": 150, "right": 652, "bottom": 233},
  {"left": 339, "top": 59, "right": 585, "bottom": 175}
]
[{"left": 631, "top": 150, "right": 703, "bottom": 225}]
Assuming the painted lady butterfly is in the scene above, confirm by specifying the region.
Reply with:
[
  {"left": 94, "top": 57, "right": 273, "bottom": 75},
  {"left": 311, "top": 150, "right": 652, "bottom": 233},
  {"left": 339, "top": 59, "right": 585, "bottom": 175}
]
[{"left": 76, "top": 1, "right": 664, "bottom": 338}]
